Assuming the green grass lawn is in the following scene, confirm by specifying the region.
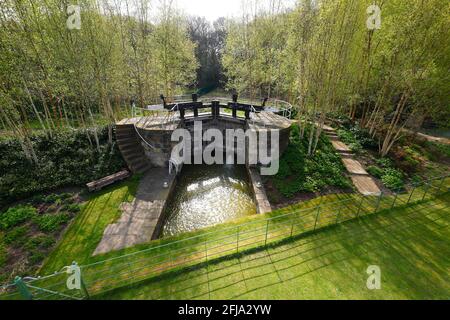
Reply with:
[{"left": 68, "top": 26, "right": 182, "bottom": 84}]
[
  {"left": 39, "top": 176, "right": 140, "bottom": 274},
  {"left": 31, "top": 175, "right": 448, "bottom": 298},
  {"left": 95, "top": 193, "right": 450, "bottom": 300},
  {"left": 8, "top": 169, "right": 442, "bottom": 301}
]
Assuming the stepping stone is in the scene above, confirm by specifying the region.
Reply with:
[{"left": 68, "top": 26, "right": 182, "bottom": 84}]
[
  {"left": 351, "top": 175, "right": 381, "bottom": 196},
  {"left": 322, "top": 124, "right": 335, "bottom": 132},
  {"left": 331, "top": 140, "right": 352, "bottom": 152},
  {"left": 342, "top": 158, "right": 368, "bottom": 175},
  {"left": 340, "top": 152, "right": 354, "bottom": 158}
]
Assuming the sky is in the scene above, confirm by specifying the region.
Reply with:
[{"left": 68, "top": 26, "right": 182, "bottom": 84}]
[{"left": 175, "top": 0, "right": 297, "bottom": 22}]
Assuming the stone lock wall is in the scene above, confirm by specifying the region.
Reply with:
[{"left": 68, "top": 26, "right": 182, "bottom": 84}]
[
  {"left": 138, "top": 128, "right": 176, "bottom": 168},
  {"left": 137, "top": 117, "right": 291, "bottom": 168}
]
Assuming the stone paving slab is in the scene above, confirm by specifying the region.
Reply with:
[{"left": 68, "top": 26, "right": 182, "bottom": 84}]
[
  {"left": 351, "top": 175, "right": 382, "bottom": 196},
  {"left": 331, "top": 140, "right": 352, "bottom": 152},
  {"left": 342, "top": 158, "right": 368, "bottom": 175},
  {"left": 322, "top": 124, "right": 335, "bottom": 132},
  {"left": 325, "top": 126, "right": 381, "bottom": 196},
  {"left": 93, "top": 168, "right": 176, "bottom": 256}
]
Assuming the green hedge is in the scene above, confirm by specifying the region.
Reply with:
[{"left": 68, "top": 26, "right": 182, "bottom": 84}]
[{"left": 0, "top": 127, "right": 125, "bottom": 208}]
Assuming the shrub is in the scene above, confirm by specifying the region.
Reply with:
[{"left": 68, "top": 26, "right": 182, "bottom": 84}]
[
  {"left": 376, "top": 157, "right": 394, "bottom": 168},
  {"left": 270, "top": 125, "right": 351, "bottom": 198},
  {"left": 337, "top": 129, "right": 356, "bottom": 145},
  {"left": 64, "top": 203, "right": 81, "bottom": 213},
  {"left": 367, "top": 166, "right": 384, "bottom": 179},
  {"left": 28, "top": 251, "right": 45, "bottom": 264},
  {"left": 0, "top": 206, "right": 37, "bottom": 230},
  {"left": 0, "top": 240, "right": 6, "bottom": 268},
  {"left": 39, "top": 236, "right": 56, "bottom": 248},
  {"left": 34, "top": 213, "right": 71, "bottom": 233},
  {"left": 303, "top": 176, "right": 323, "bottom": 192},
  {"left": 349, "top": 142, "right": 363, "bottom": 154},
  {"left": 24, "top": 235, "right": 55, "bottom": 250},
  {"left": 381, "top": 168, "right": 405, "bottom": 191},
  {"left": 4, "top": 226, "right": 28, "bottom": 246},
  {"left": 411, "top": 175, "right": 424, "bottom": 185},
  {"left": 349, "top": 126, "right": 378, "bottom": 149}
]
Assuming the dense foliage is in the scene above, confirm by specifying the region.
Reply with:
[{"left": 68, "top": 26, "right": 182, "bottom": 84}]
[
  {"left": 0, "top": 206, "right": 37, "bottom": 230},
  {"left": 222, "top": 0, "right": 450, "bottom": 156},
  {"left": 0, "top": 127, "right": 124, "bottom": 207},
  {"left": 187, "top": 17, "right": 226, "bottom": 89},
  {"left": 269, "top": 125, "right": 352, "bottom": 198},
  {"left": 0, "top": 0, "right": 197, "bottom": 161},
  {"left": 367, "top": 158, "right": 405, "bottom": 191}
]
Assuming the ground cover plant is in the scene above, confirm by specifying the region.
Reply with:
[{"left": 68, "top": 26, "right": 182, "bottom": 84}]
[
  {"left": 265, "top": 124, "right": 352, "bottom": 205},
  {"left": 0, "top": 193, "right": 82, "bottom": 284},
  {"left": 334, "top": 119, "right": 450, "bottom": 192}
]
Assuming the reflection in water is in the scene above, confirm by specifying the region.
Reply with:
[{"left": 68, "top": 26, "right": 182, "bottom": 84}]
[{"left": 161, "top": 165, "right": 256, "bottom": 237}]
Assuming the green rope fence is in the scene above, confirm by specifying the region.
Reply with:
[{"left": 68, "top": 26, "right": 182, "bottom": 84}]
[{"left": 1, "top": 174, "right": 449, "bottom": 300}]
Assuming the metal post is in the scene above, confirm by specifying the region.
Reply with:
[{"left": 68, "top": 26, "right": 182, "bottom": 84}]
[
  {"left": 211, "top": 101, "right": 218, "bottom": 119},
  {"left": 313, "top": 206, "right": 321, "bottom": 231},
  {"left": 179, "top": 106, "right": 185, "bottom": 119},
  {"left": 236, "top": 227, "right": 240, "bottom": 253},
  {"left": 374, "top": 192, "right": 383, "bottom": 214},
  {"left": 170, "top": 249, "right": 175, "bottom": 268},
  {"left": 160, "top": 94, "right": 167, "bottom": 108},
  {"left": 264, "top": 220, "right": 269, "bottom": 246},
  {"left": 335, "top": 205, "right": 342, "bottom": 224},
  {"left": 407, "top": 186, "right": 416, "bottom": 204},
  {"left": 422, "top": 182, "right": 432, "bottom": 201},
  {"left": 73, "top": 262, "right": 90, "bottom": 299},
  {"left": 391, "top": 192, "right": 398, "bottom": 209},
  {"left": 262, "top": 97, "right": 268, "bottom": 107},
  {"left": 356, "top": 196, "right": 365, "bottom": 217},
  {"left": 290, "top": 215, "right": 295, "bottom": 237},
  {"left": 232, "top": 105, "right": 237, "bottom": 118},
  {"left": 80, "top": 275, "right": 90, "bottom": 300},
  {"left": 14, "top": 276, "right": 33, "bottom": 300},
  {"left": 437, "top": 176, "right": 446, "bottom": 194}
]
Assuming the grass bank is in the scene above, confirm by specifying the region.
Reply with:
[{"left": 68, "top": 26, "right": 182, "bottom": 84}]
[
  {"left": 40, "top": 176, "right": 140, "bottom": 274},
  {"left": 24, "top": 174, "right": 448, "bottom": 300},
  {"left": 96, "top": 193, "right": 450, "bottom": 300}
]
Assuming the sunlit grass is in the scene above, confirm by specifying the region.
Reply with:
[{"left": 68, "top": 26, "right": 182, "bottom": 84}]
[
  {"left": 96, "top": 193, "right": 450, "bottom": 300},
  {"left": 39, "top": 176, "right": 140, "bottom": 274},
  {"left": 11, "top": 174, "right": 447, "bottom": 300}
]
